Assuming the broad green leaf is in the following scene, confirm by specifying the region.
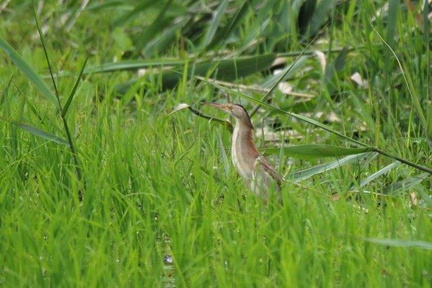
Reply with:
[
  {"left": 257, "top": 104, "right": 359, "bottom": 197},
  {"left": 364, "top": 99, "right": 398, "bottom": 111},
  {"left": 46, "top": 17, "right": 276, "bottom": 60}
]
[
  {"left": 290, "top": 152, "right": 377, "bottom": 182},
  {"left": 362, "top": 237, "right": 432, "bottom": 250},
  {"left": 265, "top": 144, "right": 374, "bottom": 159},
  {"left": 0, "top": 36, "right": 58, "bottom": 107},
  {"left": 116, "top": 53, "right": 276, "bottom": 93},
  {"left": 12, "top": 122, "right": 69, "bottom": 146}
]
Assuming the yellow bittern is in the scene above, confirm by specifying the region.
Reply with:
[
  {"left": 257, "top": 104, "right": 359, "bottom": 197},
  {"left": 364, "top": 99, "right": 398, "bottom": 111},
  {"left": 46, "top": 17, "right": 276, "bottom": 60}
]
[{"left": 206, "top": 103, "right": 283, "bottom": 203}]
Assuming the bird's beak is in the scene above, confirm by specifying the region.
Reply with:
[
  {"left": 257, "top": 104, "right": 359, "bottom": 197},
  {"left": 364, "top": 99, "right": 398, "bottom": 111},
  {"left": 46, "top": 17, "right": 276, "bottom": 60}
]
[{"left": 203, "top": 102, "right": 230, "bottom": 112}]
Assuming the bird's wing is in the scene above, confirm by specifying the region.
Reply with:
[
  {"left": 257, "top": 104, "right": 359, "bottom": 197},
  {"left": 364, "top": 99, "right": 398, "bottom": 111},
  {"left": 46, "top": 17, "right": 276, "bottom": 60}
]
[{"left": 254, "top": 155, "right": 284, "bottom": 188}]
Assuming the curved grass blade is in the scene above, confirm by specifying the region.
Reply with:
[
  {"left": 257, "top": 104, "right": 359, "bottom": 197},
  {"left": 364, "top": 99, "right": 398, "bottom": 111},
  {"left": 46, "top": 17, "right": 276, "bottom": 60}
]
[
  {"left": 265, "top": 144, "right": 373, "bottom": 159},
  {"left": 11, "top": 121, "right": 69, "bottom": 146},
  {"left": 0, "top": 36, "right": 57, "bottom": 106},
  {"left": 290, "top": 152, "right": 377, "bottom": 182}
]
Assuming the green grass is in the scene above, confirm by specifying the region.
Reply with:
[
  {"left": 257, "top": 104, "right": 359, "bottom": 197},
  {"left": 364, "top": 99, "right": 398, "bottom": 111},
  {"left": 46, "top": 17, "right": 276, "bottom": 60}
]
[{"left": 1, "top": 0, "right": 432, "bottom": 287}]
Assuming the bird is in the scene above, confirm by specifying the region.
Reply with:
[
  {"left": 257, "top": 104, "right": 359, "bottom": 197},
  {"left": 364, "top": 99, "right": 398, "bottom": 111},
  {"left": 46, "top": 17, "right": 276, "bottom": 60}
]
[{"left": 205, "top": 102, "right": 283, "bottom": 204}]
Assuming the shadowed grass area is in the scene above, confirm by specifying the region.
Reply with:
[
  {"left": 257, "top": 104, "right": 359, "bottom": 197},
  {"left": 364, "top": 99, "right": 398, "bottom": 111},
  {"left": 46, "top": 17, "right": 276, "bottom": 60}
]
[{"left": 1, "top": 0, "right": 431, "bottom": 287}]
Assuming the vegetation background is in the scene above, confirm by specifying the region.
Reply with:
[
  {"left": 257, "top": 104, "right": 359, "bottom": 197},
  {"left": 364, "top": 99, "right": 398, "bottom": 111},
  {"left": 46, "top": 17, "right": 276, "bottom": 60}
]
[{"left": 0, "top": 0, "right": 431, "bottom": 286}]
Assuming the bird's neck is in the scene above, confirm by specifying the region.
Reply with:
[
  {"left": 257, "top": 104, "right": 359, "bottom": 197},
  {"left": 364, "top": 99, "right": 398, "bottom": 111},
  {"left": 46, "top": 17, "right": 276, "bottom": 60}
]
[{"left": 231, "top": 118, "right": 259, "bottom": 177}]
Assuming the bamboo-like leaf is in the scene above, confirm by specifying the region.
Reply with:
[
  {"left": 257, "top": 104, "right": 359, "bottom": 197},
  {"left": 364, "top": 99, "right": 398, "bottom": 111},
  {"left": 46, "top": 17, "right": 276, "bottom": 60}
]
[
  {"left": 362, "top": 237, "right": 432, "bottom": 250},
  {"left": 265, "top": 144, "right": 374, "bottom": 159},
  {"left": 290, "top": 152, "right": 377, "bottom": 182},
  {"left": 11, "top": 122, "right": 69, "bottom": 146},
  {"left": 359, "top": 161, "right": 401, "bottom": 188},
  {"left": 382, "top": 173, "right": 429, "bottom": 195},
  {"left": 0, "top": 36, "right": 58, "bottom": 106}
]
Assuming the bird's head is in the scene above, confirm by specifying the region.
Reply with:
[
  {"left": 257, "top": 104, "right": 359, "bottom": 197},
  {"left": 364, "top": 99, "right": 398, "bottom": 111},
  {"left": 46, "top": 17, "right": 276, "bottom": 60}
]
[{"left": 204, "top": 102, "right": 249, "bottom": 120}]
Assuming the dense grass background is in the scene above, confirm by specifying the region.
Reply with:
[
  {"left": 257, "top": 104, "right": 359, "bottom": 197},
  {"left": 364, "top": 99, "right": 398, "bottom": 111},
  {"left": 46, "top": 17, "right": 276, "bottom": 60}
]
[{"left": 1, "top": 0, "right": 431, "bottom": 286}]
